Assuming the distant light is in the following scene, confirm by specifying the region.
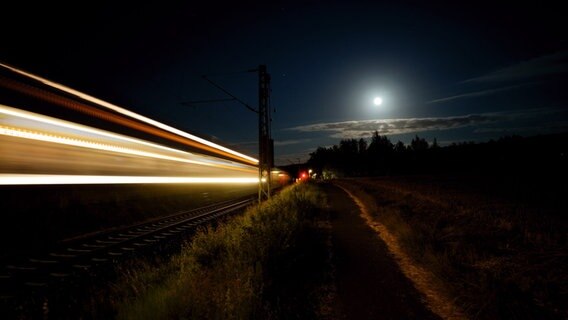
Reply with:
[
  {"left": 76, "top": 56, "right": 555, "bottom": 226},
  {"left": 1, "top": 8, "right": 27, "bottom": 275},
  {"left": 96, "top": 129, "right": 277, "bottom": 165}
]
[
  {"left": 0, "top": 174, "right": 259, "bottom": 185},
  {"left": 373, "top": 97, "right": 383, "bottom": 106}
]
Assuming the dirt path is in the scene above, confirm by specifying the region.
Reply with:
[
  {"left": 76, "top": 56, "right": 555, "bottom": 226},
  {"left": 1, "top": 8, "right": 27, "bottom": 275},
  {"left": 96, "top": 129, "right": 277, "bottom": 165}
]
[{"left": 322, "top": 183, "right": 440, "bottom": 320}]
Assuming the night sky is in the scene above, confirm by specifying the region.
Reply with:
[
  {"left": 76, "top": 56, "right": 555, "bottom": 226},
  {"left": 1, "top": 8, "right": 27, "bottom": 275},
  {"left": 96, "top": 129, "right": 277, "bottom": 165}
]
[{"left": 1, "top": 1, "right": 567, "bottom": 165}]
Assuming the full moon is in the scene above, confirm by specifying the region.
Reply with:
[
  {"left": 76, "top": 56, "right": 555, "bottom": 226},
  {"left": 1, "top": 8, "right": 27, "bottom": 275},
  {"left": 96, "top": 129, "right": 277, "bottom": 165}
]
[{"left": 373, "top": 97, "right": 383, "bottom": 106}]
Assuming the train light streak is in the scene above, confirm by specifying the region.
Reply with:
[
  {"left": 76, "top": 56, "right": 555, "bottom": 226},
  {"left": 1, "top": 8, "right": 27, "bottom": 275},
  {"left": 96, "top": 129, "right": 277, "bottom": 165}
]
[
  {"left": 0, "top": 174, "right": 259, "bottom": 185},
  {"left": 0, "top": 63, "right": 259, "bottom": 164},
  {"left": 0, "top": 104, "right": 259, "bottom": 183},
  {"left": 1, "top": 125, "right": 214, "bottom": 168},
  {"left": 0, "top": 105, "right": 256, "bottom": 173},
  {"left": 0, "top": 74, "right": 255, "bottom": 165}
]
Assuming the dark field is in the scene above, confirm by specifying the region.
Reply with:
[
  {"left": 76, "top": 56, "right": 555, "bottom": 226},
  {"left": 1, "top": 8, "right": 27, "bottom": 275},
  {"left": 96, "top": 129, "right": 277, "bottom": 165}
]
[{"left": 338, "top": 173, "right": 567, "bottom": 319}]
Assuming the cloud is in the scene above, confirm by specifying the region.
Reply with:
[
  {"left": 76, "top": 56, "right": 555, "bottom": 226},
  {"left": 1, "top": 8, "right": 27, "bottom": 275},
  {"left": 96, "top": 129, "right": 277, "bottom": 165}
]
[
  {"left": 474, "top": 121, "right": 568, "bottom": 135},
  {"left": 287, "top": 108, "right": 566, "bottom": 139},
  {"left": 427, "top": 84, "right": 527, "bottom": 104},
  {"left": 428, "top": 51, "right": 567, "bottom": 104},
  {"left": 273, "top": 138, "right": 311, "bottom": 146},
  {"left": 288, "top": 113, "right": 503, "bottom": 139},
  {"left": 462, "top": 50, "right": 568, "bottom": 83}
]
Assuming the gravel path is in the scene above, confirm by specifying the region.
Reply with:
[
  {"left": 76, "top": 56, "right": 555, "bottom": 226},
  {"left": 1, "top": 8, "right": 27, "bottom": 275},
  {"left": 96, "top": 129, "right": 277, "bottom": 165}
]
[{"left": 322, "top": 183, "right": 440, "bottom": 320}]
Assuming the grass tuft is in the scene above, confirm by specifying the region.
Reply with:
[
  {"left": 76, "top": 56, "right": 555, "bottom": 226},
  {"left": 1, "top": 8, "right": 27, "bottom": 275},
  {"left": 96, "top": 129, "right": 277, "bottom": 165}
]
[{"left": 110, "top": 182, "right": 328, "bottom": 319}]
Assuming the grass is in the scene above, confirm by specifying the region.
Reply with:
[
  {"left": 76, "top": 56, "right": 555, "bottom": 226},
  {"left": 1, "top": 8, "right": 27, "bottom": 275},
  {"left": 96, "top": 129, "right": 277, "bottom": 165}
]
[
  {"left": 336, "top": 175, "right": 567, "bottom": 319},
  {"left": 97, "top": 182, "right": 331, "bottom": 319}
]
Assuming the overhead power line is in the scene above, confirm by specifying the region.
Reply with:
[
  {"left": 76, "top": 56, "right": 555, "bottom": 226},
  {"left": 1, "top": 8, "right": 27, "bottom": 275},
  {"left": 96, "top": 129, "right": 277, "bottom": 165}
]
[
  {"left": 181, "top": 98, "right": 236, "bottom": 107},
  {"left": 179, "top": 65, "right": 273, "bottom": 201},
  {"left": 200, "top": 75, "right": 258, "bottom": 114}
]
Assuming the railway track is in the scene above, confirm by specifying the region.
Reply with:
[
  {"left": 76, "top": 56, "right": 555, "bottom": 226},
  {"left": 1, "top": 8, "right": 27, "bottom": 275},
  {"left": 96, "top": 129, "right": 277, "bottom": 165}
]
[{"left": 0, "top": 196, "right": 255, "bottom": 314}]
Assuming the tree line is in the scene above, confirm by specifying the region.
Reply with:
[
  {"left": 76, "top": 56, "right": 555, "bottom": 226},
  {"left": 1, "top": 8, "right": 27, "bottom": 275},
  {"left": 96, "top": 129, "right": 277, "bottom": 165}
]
[{"left": 306, "top": 131, "right": 568, "bottom": 178}]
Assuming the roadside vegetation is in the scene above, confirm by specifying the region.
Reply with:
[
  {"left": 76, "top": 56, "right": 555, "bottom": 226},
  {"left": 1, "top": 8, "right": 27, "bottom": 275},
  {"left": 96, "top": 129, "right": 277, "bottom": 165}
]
[
  {"left": 337, "top": 176, "right": 567, "bottom": 319},
  {"left": 98, "top": 182, "right": 333, "bottom": 319}
]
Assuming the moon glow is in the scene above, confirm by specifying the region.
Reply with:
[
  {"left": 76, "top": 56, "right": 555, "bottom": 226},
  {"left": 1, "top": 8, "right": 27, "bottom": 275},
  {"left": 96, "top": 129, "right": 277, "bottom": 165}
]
[{"left": 373, "top": 97, "right": 383, "bottom": 106}]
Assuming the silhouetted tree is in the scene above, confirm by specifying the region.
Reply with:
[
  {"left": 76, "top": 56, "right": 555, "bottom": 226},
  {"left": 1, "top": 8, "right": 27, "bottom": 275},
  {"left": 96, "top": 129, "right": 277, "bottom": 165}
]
[
  {"left": 368, "top": 131, "right": 394, "bottom": 153},
  {"left": 358, "top": 138, "right": 367, "bottom": 154},
  {"left": 431, "top": 138, "right": 439, "bottom": 149},
  {"left": 305, "top": 130, "right": 568, "bottom": 179},
  {"left": 339, "top": 139, "right": 358, "bottom": 154},
  {"left": 394, "top": 141, "right": 406, "bottom": 153},
  {"left": 410, "top": 135, "right": 429, "bottom": 151},
  {"left": 337, "top": 139, "right": 359, "bottom": 176},
  {"left": 367, "top": 131, "right": 394, "bottom": 175}
]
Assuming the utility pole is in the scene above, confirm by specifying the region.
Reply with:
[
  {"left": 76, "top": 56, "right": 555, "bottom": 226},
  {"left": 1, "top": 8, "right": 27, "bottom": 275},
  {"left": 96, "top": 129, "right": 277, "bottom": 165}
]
[
  {"left": 181, "top": 65, "right": 273, "bottom": 202},
  {"left": 258, "top": 64, "right": 273, "bottom": 201}
]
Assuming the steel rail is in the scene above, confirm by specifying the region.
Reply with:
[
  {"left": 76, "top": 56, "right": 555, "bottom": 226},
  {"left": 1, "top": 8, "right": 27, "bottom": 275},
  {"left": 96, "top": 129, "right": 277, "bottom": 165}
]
[{"left": 0, "top": 196, "right": 255, "bottom": 305}]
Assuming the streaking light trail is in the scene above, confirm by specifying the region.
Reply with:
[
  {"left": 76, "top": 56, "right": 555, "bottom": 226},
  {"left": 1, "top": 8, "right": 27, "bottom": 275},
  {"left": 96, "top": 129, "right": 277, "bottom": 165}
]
[
  {"left": 0, "top": 104, "right": 255, "bottom": 173},
  {"left": 0, "top": 63, "right": 259, "bottom": 165},
  {"left": 0, "top": 174, "right": 259, "bottom": 185},
  {"left": 0, "top": 104, "right": 258, "bottom": 185}
]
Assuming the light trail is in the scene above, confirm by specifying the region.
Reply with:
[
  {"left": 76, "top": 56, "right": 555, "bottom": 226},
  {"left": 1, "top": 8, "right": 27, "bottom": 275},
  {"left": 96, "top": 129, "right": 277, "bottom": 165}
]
[
  {"left": 0, "top": 174, "right": 259, "bottom": 185},
  {"left": 0, "top": 72, "right": 256, "bottom": 165},
  {"left": 0, "top": 104, "right": 259, "bottom": 183},
  {"left": 0, "top": 105, "right": 256, "bottom": 173},
  {"left": 0, "top": 63, "right": 259, "bottom": 164},
  {"left": 0, "top": 124, "right": 230, "bottom": 169}
]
